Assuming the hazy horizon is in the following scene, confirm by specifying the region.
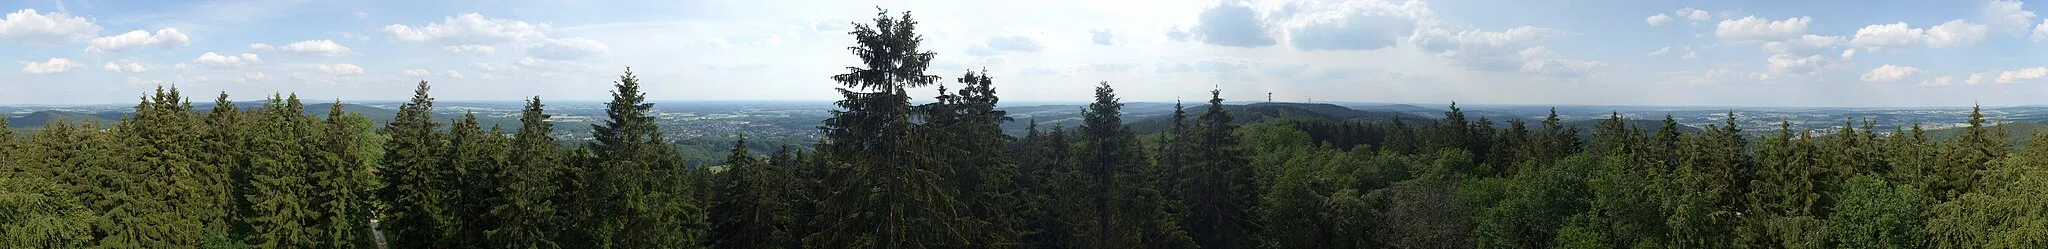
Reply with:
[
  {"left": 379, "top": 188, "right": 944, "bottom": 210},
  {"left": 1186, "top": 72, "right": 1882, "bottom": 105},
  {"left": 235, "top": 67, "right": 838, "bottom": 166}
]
[{"left": 6, "top": 0, "right": 2048, "bottom": 107}]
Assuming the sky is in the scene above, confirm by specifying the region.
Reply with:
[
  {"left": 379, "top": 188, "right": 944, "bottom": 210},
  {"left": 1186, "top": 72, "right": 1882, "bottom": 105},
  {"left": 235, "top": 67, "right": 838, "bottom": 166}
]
[{"left": 3, "top": 0, "right": 2048, "bottom": 107}]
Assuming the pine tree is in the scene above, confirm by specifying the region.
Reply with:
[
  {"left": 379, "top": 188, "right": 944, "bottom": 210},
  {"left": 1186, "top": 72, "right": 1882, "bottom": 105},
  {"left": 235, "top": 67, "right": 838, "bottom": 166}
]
[
  {"left": 1071, "top": 82, "right": 1193, "bottom": 249},
  {"left": 952, "top": 70, "right": 1026, "bottom": 248},
  {"left": 1940, "top": 105, "right": 2005, "bottom": 200},
  {"left": 586, "top": 68, "right": 707, "bottom": 248},
  {"left": 1181, "top": 89, "right": 1254, "bottom": 249},
  {"left": 490, "top": 96, "right": 566, "bottom": 249},
  {"left": 809, "top": 9, "right": 971, "bottom": 248},
  {"left": 102, "top": 86, "right": 214, "bottom": 248},
  {"left": 379, "top": 81, "right": 452, "bottom": 249},
  {"left": 200, "top": 92, "right": 258, "bottom": 247},
  {"left": 1485, "top": 119, "right": 1529, "bottom": 176},
  {"left": 312, "top": 101, "right": 375, "bottom": 248},
  {"left": 248, "top": 94, "right": 317, "bottom": 248},
  {"left": 446, "top": 112, "right": 506, "bottom": 249},
  {"left": 710, "top": 135, "right": 793, "bottom": 249}
]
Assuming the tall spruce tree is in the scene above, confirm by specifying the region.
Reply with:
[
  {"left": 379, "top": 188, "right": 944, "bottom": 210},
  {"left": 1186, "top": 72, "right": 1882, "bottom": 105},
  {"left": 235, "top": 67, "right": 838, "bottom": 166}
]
[
  {"left": 710, "top": 135, "right": 793, "bottom": 249},
  {"left": 586, "top": 68, "right": 707, "bottom": 248},
  {"left": 953, "top": 70, "right": 1026, "bottom": 247},
  {"left": 447, "top": 112, "right": 506, "bottom": 249},
  {"left": 101, "top": 86, "right": 208, "bottom": 248},
  {"left": 1072, "top": 82, "right": 1193, "bottom": 249},
  {"left": 1181, "top": 89, "right": 1254, "bottom": 249},
  {"left": 312, "top": 101, "right": 374, "bottom": 248},
  {"left": 247, "top": 95, "right": 317, "bottom": 248},
  {"left": 489, "top": 96, "right": 566, "bottom": 249},
  {"left": 379, "top": 81, "right": 451, "bottom": 248},
  {"left": 202, "top": 92, "right": 256, "bottom": 245},
  {"left": 809, "top": 9, "right": 971, "bottom": 248}
]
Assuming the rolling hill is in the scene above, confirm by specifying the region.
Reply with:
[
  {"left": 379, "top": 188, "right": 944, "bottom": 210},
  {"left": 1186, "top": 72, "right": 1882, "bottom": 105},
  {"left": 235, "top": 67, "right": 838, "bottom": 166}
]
[
  {"left": 1924, "top": 121, "right": 2048, "bottom": 148},
  {"left": 1126, "top": 102, "right": 1435, "bottom": 134}
]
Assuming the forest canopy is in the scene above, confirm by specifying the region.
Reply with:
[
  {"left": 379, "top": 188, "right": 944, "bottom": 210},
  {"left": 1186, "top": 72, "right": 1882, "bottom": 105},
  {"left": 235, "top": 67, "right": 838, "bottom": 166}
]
[{"left": 4, "top": 8, "right": 2048, "bottom": 249}]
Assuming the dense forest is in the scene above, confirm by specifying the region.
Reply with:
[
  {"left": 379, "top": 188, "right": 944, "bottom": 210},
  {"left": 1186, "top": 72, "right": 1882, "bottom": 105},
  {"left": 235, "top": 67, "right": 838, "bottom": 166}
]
[{"left": 5, "top": 9, "right": 2048, "bottom": 249}]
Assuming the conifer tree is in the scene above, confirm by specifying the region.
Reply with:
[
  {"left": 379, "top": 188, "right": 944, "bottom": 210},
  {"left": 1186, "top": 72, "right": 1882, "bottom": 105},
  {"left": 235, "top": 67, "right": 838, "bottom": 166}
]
[
  {"left": 710, "top": 135, "right": 793, "bottom": 249},
  {"left": 446, "top": 112, "right": 506, "bottom": 249},
  {"left": 1940, "top": 105, "right": 2005, "bottom": 200},
  {"left": 953, "top": 70, "right": 1027, "bottom": 247},
  {"left": 312, "top": 101, "right": 374, "bottom": 248},
  {"left": 586, "top": 67, "right": 707, "bottom": 248},
  {"left": 92, "top": 86, "right": 208, "bottom": 248},
  {"left": 1072, "top": 82, "right": 1193, "bottom": 249},
  {"left": 248, "top": 95, "right": 317, "bottom": 248},
  {"left": 379, "top": 81, "right": 451, "bottom": 248},
  {"left": 201, "top": 92, "right": 258, "bottom": 245},
  {"left": 1486, "top": 119, "right": 1529, "bottom": 176},
  {"left": 490, "top": 96, "right": 565, "bottom": 249},
  {"left": 809, "top": 9, "right": 970, "bottom": 248},
  {"left": 1181, "top": 89, "right": 1254, "bottom": 249}
]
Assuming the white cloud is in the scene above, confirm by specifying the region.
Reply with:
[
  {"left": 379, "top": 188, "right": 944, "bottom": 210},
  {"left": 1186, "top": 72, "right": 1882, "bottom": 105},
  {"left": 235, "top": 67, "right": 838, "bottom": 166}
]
[
  {"left": 1923, "top": 76, "right": 1955, "bottom": 86},
  {"left": 1926, "top": 19, "right": 1989, "bottom": 48},
  {"left": 1410, "top": 26, "right": 1568, "bottom": 73},
  {"left": 102, "top": 62, "right": 147, "bottom": 73},
  {"left": 1682, "top": 47, "right": 1698, "bottom": 59},
  {"left": 1852, "top": 22, "right": 1924, "bottom": 50},
  {"left": 279, "top": 39, "right": 352, "bottom": 56},
  {"left": 237, "top": 72, "right": 267, "bottom": 83},
  {"left": 1647, "top": 14, "right": 1672, "bottom": 26},
  {"left": 21, "top": 57, "right": 76, "bottom": 74},
  {"left": 1282, "top": 1, "right": 1429, "bottom": 52},
  {"left": 1662, "top": 68, "right": 1764, "bottom": 84},
  {"left": 526, "top": 37, "right": 608, "bottom": 60},
  {"left": 1648, "top": 46, "right": 1670, "bottom": 56},
  {"left": 0, "top": 9, "right": 100, "bottom": 44},
  {"left": 1851, "top": 20, "right": 1988, "bottom": 50},
  {"left": 1859, "top": 64, "right": 1920, "bottom": 82},
  {"left": 1996, "top": 66, "right": 2048, "bottom": 84},
  {"left": 125, "top": 76, "right": 164, "bottom": 85},
  {"left": 402, "top": 68, "right": 430, "bottom": 77},
  {"left": 312, "top": 63, "right": 365, "bottom": 75},
  {"left": 1760, "top": 34, "right": 1845, "bottom": 54},
  {"left": 353, "top": 11, "right": 367, "bottom": 19},
  {"left": 1677, "top": 7, "right": 1712, "bottom": 22},
  {"left": 445, "top": 69, "right": 464, "bottom": 79},
  {"left": 1841, "top": 49, "right": 1856, "bottom": 59},
  {"left": 443, "top": 45, "right": 495, "bottom": 55},
  {"left": 249, "top": 43, "right": 274, "bottom": 51},
  {"left": 1767, "top": 53, "right": 1838, "bottom": 75},
  {"left": 1715, "top": 16, "right": 1810, "bottom": 42},
  {"left": 1969, "top": 72, "right": 1988, "bottom": 84},
  {"left": 2035, "top": 19, "right": 2048, "bottom": 42},
  {"left": 194, "top": 52, "right": 262, "bottom": 68},
  {"left": 1982, "top": 0, "right": 2036, "bottom": 35},
  {"left": 1519, "top": 47, "right": 1603, "bottom": 77},
  {"left": 383, "top": 13, "right": 549, "bottom": 45},
  {"left": 86, "top": 28, "right": 191, "bottom": 53}
]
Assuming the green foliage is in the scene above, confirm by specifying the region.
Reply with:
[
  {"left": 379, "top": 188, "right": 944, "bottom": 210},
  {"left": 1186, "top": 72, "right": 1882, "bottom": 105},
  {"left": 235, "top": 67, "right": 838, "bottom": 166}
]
[
  {"left": 489, "top": 97, "right": 567, "bottom": 249},
  {"left": 808, "top": 9, "right": 970, "bottom": 248},
  {"left": 1828, "top": 175, "right": 1924, "bottom": 249},
  {"left": 20, "top": 10, "right": 2048, "bottom": 249},
  {"left": 247, "top": 95, "right": 317, "bottom": 248},
  {"left": 379, "top": 81, "right": 452, "bottom": 249},
  {"left": 709, "top": 135, "right": 794, "bottom": 249}
]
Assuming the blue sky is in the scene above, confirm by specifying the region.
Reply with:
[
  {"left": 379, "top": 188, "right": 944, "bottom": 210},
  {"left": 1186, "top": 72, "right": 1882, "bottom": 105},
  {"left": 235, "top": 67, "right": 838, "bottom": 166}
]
[{"left": 2, "top": 0, "right": 2047, "bottom": 107}]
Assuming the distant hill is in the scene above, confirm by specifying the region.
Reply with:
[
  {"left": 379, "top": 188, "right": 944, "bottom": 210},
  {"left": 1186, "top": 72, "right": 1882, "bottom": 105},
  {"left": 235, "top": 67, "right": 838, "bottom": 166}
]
[
  {"left": 1127, "top": 102, "right": 1435, "bottom": 134},
  {"left": 7, "top": 110, "right": 121, "bottom": 128},
  {"left": 1925, "top": 121, "right": 2048, "bottom": 148},
  {"left": 1559, "top": 119, "right": 1705, "bottom": 141},
  {"left": 6, "top": 103, "right": 427, "bottom": 129}
]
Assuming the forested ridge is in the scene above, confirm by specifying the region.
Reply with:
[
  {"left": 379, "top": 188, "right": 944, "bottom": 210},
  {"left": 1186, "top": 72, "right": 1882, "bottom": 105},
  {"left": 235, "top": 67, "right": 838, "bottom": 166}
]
[{"left": 4, "top": 9, "right": 2048, "bottom": 249}]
